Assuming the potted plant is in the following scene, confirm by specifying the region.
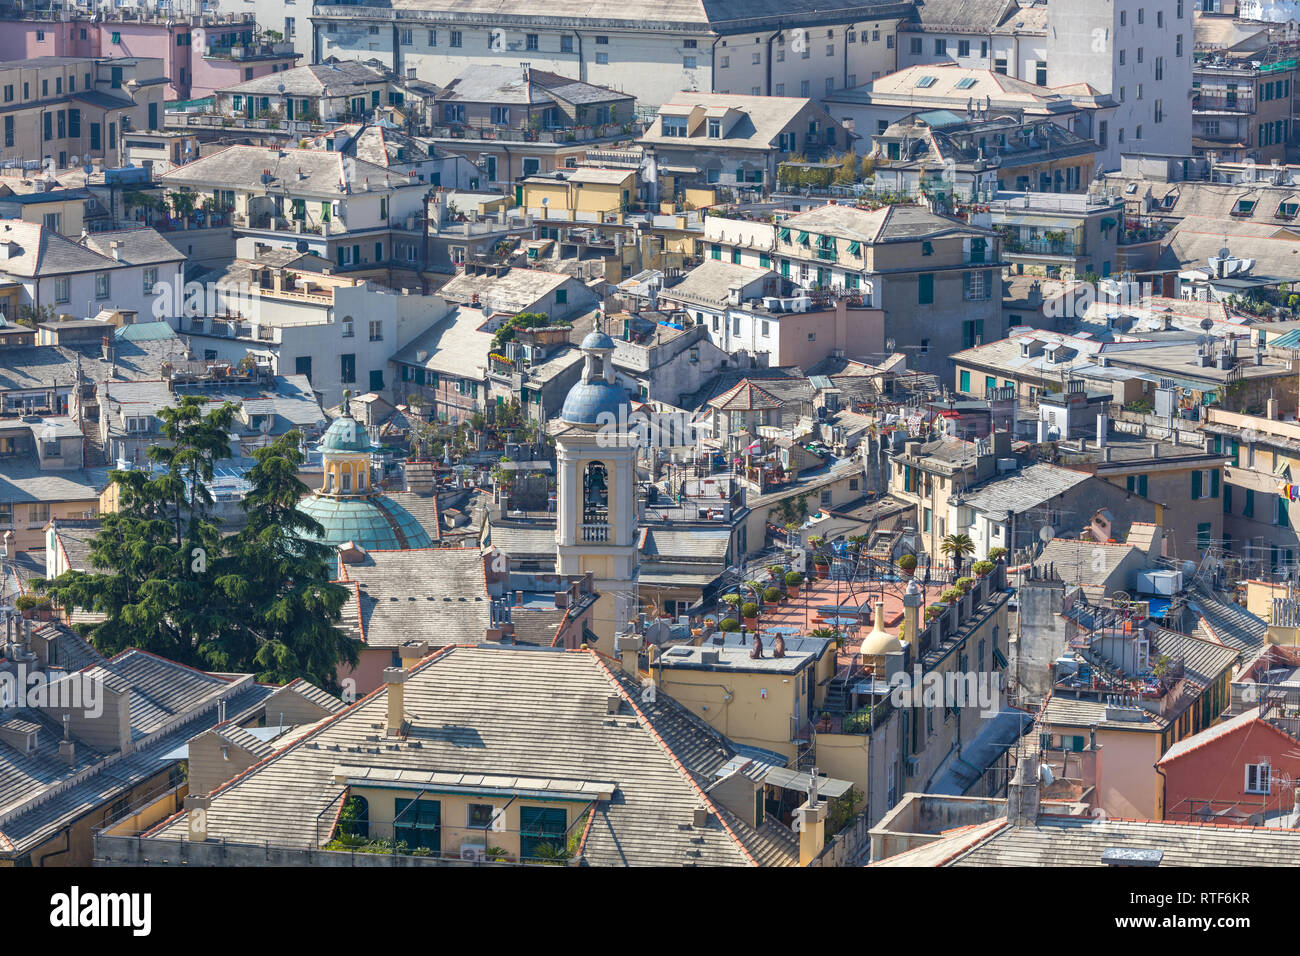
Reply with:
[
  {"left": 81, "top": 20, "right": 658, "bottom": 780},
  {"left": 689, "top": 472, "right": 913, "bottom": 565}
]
[
  {"left": 925, "top": 605, "right": 945, "bottom": 622},
  {"left": 741, "top": 602, "right": 760, "bottom": 629},
  {"left": 940, "top": 533, "right": 976, "bottom": 576},
  {"left": 763, "top": 586, "right": 782, "bottom": 605},
  {"left": 987, "top": 547, "right": 1007, "bottom": 564},
  {"left": 768, "top": 565, "right": 785, "bottom": 580},
  {"left": 15, "top": 594, "right": 51, "bottom": 620},
  {"left": 955, "top": 576, "right": 975, "bottom": 595},
  {"left": 941, "top": 587, "right": 963, "bottom": 605},
  {"left": 972, "top": 560, "right": 994, "bottom": 578},
  {"left": 898, "top": 553, "right": 918, "bottom": 577},
  {"left": 785, "top": 571, "right": 803, "bottom": 596},
  {"left": 720, "top": 618, "right": 741, "bottom": 632}
]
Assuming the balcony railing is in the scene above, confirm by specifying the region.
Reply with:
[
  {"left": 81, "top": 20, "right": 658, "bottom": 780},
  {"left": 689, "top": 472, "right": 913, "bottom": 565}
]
[
  {"left": 1193, "top": 93, "right": 1254, "bottom": 113},
  {"left": 580, "top": 523, "right": 609, "bottom": 543}
]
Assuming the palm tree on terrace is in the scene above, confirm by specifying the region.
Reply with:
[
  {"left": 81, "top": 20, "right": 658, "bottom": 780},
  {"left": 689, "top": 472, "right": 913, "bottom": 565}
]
[{"left": 940, "top": 533, "right": 976, "bottom": 576}]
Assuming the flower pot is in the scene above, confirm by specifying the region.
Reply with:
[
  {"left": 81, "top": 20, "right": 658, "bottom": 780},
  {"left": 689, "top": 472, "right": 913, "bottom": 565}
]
[
  {"left": 36, "top": 608, "right": 51, "bottom": 621},
  {"left": 788, "top": 584, "right": 800, "bottom": 598},
  {"left": 743, "top": 616, "right": 758, "bottom": 629}
]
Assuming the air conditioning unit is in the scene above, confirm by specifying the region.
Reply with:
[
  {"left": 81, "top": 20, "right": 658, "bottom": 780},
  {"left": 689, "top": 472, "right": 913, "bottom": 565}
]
[{"left": 460, "top": 843, "right": 486, "bottom": 862}]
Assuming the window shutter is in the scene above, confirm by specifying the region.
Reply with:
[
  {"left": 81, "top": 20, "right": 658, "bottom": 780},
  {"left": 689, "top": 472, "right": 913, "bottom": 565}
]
[
  {"left": 1192, "top": 470, "right": 1202, "bottom": 499},
  {"left": 1210, "top": 470, "right": 1220, "bottom": 498}
]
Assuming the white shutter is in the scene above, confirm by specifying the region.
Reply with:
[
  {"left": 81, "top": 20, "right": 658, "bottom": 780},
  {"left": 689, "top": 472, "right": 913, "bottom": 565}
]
[{"left": 490, "top": 807, "right": 506, "bottom": 832}]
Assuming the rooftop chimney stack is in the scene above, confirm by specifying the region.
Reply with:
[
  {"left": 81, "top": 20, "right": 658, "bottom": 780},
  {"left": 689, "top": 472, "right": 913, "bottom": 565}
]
[{"left": 383, "top": 667, "right": 408, "bottom": 737}]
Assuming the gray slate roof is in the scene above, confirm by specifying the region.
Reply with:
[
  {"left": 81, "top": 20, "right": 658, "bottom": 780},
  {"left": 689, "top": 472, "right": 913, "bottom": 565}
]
[
  {"left": 145, "top": 646, "right": 774, "bottom": 866},
  {"left": 338, "top": 547, "right": 491, "bottom": 649}
]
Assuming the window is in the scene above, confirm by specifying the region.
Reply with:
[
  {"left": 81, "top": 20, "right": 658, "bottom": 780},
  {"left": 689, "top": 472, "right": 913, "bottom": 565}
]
[
  {"left": 994, "top": 57, "right": 1007, "bottom": 74},
  {"left": 1244, "top": 488, "right": 1256, "bottom": 518},
  {"left": 958, "top": 40, "right": 970, "bottom": 57},
  {"left": 400, "top": 29, "right": 412, "bottom": 45},
  {"left": 684, "top": 56, "right": 697, "bottom": 69},
  {"left": 394, "top": 798, "right": 441, "bottom": 852},
  {"left": 752, "top": 52, "right": 761, "bottom": 65},
  {"left": 111, "top": 31, "right": 120, "bottom": 44},
  {"left": 596, "top": 52, "right": 609, "bottom": 65},
  {"left": 1191, "top": 469, "right": 1219, "bottom": 500},
  {"left": 340, "top": 354, "right": 356, "bottom": 384},
  {"left": 719, "top": 55, "right": 730, "bottom": 68},
  {"left": 467, "top": 803, "right": 498, "bottom": 830},
  {"left": 910, "top": 38, "right": 922, "bottom": 55},
  {"left": 142, "top": 267, "right": 157, "bottom": 296},
  {"left": 555, "top": 288, "right": 568, "bottom": 305},
  {"left": 1176, "top": 34, "right": 1183, "bottom": 57},
  {"left": 369, "top": 320, "right": 383, "bottom": 341},
  {"left": 1278, "top": 494, "right": 1290, "bottom": 527},
  {"left": 1246, "top": 763, "right": 1271, "bottom": 795},
  {"left": 490, "top": 106, "right": 510, "bottom": 125},
  {"left": 29, "top": 502, "right": 49, "bottom": 527},
  {"left": 1035, "top": 61, "right": 1047, "bottom": 86},
  {"left": 520, "top": 806, "right": 566, "bottom": 861},
  {"left": 94, "top": 272, "right": 110, "bottom": 299},
  {"left": 934, "top": 39, "right": 946, "bottom": 55},
  {"left": 684, "top": 39, "right": 697, "bottom": 48},
  {"left": 918, "top": 273, "right": 934, "bottom": 304},
  {"left": 54, "top": 276, "right": 70, "bottom": 303},
  {"left": 450, "top": 30, "right": 463, "bottom": 47}
]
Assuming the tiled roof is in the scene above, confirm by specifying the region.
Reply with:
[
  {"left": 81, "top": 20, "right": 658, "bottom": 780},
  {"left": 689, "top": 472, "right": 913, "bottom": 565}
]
[
  {"left": 947, "top": 815, "right": 1300, "bottom": 866},
  {"left": 709, "top": 379, "right": 784, "bottom": 411},
  {"left": 338, "top": 547, "right": 490, "bottom": 649},
  {"left": 144, "top": 646, "right": 768, "bottom": 866}
]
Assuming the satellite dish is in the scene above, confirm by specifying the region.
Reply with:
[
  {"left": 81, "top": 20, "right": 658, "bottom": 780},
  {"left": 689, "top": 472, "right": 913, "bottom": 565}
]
[{"left": 1038, "top": 525, "right": 1056, "bottom": 542}]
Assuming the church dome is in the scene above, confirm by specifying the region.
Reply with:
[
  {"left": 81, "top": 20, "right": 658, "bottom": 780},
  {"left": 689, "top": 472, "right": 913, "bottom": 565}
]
[
  {"left": 580, "top": 330, "right": 616, "bottom": 351},
  {"left": 560, "top": 381, "right": 631, "bottom": 425},
  {"left": 320, "top": 414, "right": 371, "bottom": 453},
  {"left": 296, "top": 494, "right": 433, "bottom": 551},
  {"left": 560, "top": 323, "right": 630, "bottom": 426}
]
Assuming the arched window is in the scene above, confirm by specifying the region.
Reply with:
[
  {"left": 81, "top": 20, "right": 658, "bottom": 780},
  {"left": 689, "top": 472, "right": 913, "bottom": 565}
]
[
  {"left": 339, "top": 794, "right": 369, "bottom": 839},
  {"left": 583, "top": 461, "right": 609, "bottom": 526}
]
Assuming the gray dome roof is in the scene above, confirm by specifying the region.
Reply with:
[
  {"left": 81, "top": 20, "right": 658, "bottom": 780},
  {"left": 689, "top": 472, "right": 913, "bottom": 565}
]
[
  {"left": 560, "top": 380, "right": 630, "bottom": 425},
  {"left": 320, "top": 415, "right": 371, "bottom": 453},
  {"left": 580, "top": 330, "right": 615, "bottom": 351}
]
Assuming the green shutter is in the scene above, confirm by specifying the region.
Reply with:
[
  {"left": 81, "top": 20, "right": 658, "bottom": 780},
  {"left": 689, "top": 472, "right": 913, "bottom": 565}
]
[
  {"left": 1210, "top": 470, "right": 1220, "bottom": 498},
  {"left": 960, "top": 370, "right": 970, "bottom": 392},
  {"left": 1192, "top": 470, "right": 1202, "bottom": 499},
  {"left": 848, "top": 241, "right": 861, "bottom": 254},
  {"left": 777, "top": 227, "right": 791, "bottom": 241}
]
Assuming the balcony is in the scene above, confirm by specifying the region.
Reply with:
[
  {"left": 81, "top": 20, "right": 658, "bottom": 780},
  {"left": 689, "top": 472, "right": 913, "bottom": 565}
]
[
  {"left": 1192, "top": 92, "right": 1254, "bottom": 114},
  {"left": 204, "top": 41, "right": 298, "bottom": 61},
  {"left": 580, "top": 523, "right": 610, "bottom": 543}
]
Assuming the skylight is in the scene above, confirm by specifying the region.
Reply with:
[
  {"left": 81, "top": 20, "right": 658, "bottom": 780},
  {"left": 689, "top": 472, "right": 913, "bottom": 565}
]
[
  {"left": 955, "top": 77, "right": 978, "bottom": 90},
  {"left": 916, "top": 76, "right": 938, "bottom": 88}
]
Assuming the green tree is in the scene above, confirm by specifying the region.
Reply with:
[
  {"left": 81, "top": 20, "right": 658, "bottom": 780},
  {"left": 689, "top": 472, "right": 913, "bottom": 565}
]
[
  {"left": 210, "top": 431, "right": 356, "bottom": 688},
  {"left": 939, "top": 532, "right": 976, "bottom": 575},
  {"left": 36, "top": 398, "right": 237, "bottom": 662}
]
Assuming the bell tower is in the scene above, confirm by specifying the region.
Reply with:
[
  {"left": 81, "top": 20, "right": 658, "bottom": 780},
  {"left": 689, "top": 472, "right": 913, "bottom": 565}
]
[{"left": 554, "top": 329, "right": 638, "bottom": 655}]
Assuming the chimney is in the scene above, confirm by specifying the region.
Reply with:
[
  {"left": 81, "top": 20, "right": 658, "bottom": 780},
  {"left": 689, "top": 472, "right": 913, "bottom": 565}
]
[
  {"left": 383, "top": 667, "right": 408, "bottom": 736},
  {"left": 58, "top": 719, "right": 75, "bottom": 769},
  {"left": 1005, "top": 754, "right": 1041, "bottom": 827},
  {"left": 615, "top": 632, "right": 643, "bottom": 678},
  {"left": 797, "top": 768, "right": 828, "bottom": 865},
  {"left": 398, "top": 640, "right": 429, "bottom": 669},
  {"left": 110, "top": 240, "right": 122, "bottom": 261},
  {"left": 902, "top": 579, "right": 923, "bottom": 647},
  {"left": 1096, "top": 407, "right": 1107, "bottom": 447},
  {"left": 1150, "top": 443, "right": 1159, "bottom": 458},
  {"left": 185, "top": 794, "right": 211, "bottom": 842},
  {"left": 1268, "top": 391, "right": 1279, "bottom": 421},
  {"left": 692, "top": 807, "right": 710, "bottom": 828}
]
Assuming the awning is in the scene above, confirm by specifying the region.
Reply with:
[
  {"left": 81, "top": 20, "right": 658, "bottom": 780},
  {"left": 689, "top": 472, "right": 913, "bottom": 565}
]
[
  {"left": 762, "top": 767, "right": 854, "bottom": 799},
  {"left": 848, "top": 241, "right": 861, "bottom": 254},
  {"left": 777, "top": 227, "right": 791, "bottom": 241},
  {"left": 796, "top": 231, "right": 810, "bottom": 244}
]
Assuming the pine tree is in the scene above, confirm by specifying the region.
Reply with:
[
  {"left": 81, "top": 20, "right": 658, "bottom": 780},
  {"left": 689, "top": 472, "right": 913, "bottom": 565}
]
[{"left": 212, "top": 431, "right": 357, "bottom": 689}]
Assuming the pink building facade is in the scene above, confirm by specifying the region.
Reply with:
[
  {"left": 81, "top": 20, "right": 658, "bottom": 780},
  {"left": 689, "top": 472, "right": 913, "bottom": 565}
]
[{"left": 0, "top": 16, "right": 297, "bottom": 101}]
